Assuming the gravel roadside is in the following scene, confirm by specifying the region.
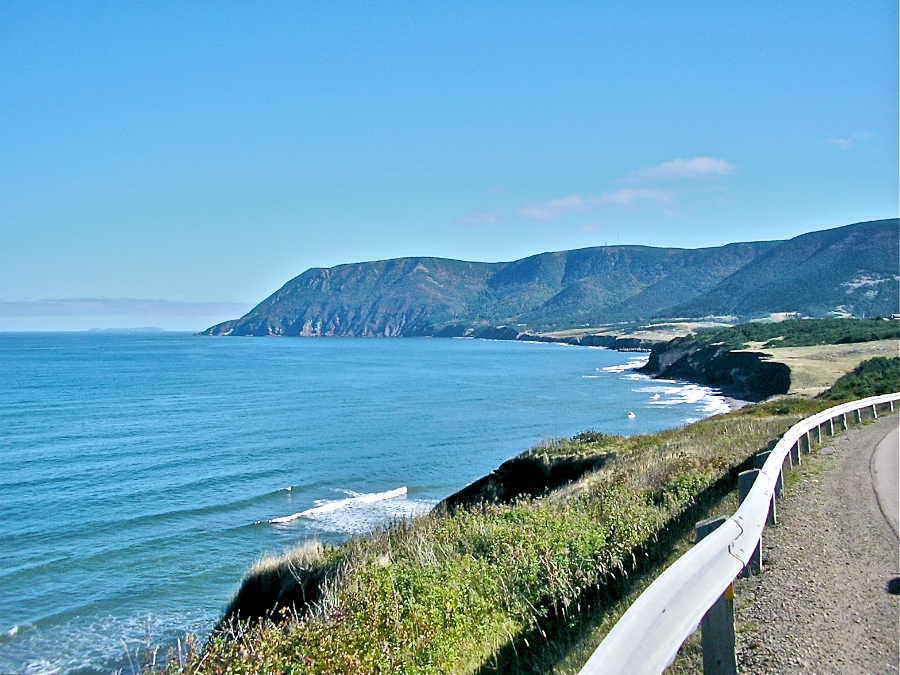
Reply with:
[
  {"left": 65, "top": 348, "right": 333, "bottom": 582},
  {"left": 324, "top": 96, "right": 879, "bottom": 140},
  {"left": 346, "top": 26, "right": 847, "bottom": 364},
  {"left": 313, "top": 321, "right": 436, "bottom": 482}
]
[{"left": 735, "top": 413, "right": 899, "bottom": 674}]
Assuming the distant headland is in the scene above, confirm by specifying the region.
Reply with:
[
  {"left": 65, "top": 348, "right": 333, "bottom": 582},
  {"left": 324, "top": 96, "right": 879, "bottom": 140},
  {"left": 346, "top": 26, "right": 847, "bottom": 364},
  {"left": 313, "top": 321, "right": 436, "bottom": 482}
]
[{"left": 200, "top": 219, "right": 899, "bottom": 339}]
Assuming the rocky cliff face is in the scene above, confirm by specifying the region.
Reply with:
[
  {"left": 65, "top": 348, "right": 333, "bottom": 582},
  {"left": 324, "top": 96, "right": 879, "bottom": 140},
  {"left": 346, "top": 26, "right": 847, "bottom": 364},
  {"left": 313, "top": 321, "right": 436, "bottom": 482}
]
[
  {"left": 204, "top": 257, "right": 501, "bottom": 337},
  {"left": 435, "top": 450, "right": 614, "bottom": 514},
  {"left": 201, "top": 219, "right": 899, "bottom": 337},
  {"left": 639, "top": 338, "right": 791, "bottom": 400}
]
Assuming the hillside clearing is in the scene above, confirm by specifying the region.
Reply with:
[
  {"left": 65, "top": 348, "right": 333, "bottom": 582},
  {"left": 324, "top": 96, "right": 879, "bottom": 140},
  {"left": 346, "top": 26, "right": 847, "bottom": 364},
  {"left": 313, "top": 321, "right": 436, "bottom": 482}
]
[{"left": 747, "top": 338, "right": 898, "bottom": 396}]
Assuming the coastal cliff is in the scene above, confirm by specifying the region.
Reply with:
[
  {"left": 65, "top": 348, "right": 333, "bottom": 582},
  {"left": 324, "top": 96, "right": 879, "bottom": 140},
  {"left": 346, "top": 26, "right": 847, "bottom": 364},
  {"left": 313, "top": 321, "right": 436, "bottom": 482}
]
[
  {"left": 435, "top": 433, "right": 615, "bottom": 514},
  {"left": 638, "top": 317, "right": 899, "bottom": 400},
  {"left": 639, "top": 338, "right": 791, "bottom": 400}
]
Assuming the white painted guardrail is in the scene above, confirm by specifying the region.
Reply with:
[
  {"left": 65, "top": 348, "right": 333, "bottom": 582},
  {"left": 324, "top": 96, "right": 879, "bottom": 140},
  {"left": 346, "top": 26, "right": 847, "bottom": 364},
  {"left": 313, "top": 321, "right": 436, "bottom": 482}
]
[{"left": 578, "top": 392, "right": 900, "bottom": 675}]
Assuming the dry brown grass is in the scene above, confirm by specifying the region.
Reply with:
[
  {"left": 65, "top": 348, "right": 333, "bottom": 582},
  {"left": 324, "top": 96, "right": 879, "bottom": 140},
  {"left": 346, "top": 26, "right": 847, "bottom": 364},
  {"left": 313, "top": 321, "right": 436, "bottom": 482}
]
[{"left": 745, "top": 338, "right": 898, "bottom": 396}]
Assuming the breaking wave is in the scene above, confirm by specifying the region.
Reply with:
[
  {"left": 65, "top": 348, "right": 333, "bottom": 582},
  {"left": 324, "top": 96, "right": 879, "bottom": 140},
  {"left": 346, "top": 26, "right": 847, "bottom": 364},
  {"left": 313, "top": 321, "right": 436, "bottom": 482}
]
[{"left": 266, "top": 487, "right": 434, "bottom": 533}]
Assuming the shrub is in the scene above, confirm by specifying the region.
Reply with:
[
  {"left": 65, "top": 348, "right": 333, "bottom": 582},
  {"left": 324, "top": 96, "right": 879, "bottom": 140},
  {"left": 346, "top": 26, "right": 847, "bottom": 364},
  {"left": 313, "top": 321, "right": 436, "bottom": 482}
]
[{"left": 819, "top": 356, "right": 900, "bottom": 400}]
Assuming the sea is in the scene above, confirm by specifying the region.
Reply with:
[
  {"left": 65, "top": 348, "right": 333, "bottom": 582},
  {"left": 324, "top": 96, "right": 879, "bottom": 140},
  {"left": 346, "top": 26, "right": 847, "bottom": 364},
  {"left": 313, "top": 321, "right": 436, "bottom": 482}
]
[{"left": 0, "top": 332, "right": 730, "bottom": 675}]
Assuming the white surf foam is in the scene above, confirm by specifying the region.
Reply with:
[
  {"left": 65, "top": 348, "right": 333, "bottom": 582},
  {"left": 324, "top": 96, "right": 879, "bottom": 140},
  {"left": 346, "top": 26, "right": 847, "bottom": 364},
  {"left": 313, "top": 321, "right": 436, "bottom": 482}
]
[
  {"left": 700, "top": 396, "right": 732, "bottom": 415},
  {"left": 22, "top": 660, "right": 60, "bottom": 675},
  {"left": 269, "top": 487, "right": 411, "bottom": 524},
  {"left": 643, "top": 383, "right": 731, "bottom": 417},
  {"left": 648, "top": 384, "right": 708, "bottom": 406},
  {"left": 2, "top": 610, "right": 212, "bottom": 675},
  {"left": 600, "top": 354, "right": 650, "bottom": 374}
]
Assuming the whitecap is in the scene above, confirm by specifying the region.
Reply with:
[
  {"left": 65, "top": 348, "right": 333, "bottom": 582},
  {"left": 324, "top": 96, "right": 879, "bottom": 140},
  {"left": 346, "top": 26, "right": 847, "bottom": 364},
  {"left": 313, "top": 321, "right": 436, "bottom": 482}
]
[
  {"left": 600, "top": 354, "right": 650, "bottom": 374},
  {"left": 648, "top": 384, "right": 708, "bottom": 406},
  {"left": 269, "top": 487, "right": 410, "bottom": 524}
]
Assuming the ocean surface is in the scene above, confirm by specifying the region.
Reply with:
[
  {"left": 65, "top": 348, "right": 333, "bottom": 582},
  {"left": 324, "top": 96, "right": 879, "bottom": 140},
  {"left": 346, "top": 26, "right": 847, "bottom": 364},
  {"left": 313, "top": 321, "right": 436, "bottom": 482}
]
[{"left": 0, "top": 333, "right": 730, "bottom": 675}]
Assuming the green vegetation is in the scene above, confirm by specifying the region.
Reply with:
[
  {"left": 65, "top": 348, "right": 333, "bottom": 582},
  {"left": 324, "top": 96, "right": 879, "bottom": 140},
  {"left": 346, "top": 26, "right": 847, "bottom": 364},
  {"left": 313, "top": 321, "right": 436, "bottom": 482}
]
[
  {"left": 156, "top": 401, "right": 835, "bottom": 675},
  {"left": 202, "top": 220, "right": 899, "bottom": 337},
  {"left": 693, "top": 318, "right": 899, "bottom": 349},
  {"left": 819, "top": 356, "right": 900, "bottom": 400},
  {"left": 640, "top": 317, "right": 899, "bottom": 400}
]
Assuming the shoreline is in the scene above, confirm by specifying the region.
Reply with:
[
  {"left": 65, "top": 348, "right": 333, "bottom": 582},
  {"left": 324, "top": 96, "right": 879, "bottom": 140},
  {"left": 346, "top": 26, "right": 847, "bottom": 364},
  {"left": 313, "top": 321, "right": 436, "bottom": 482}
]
[{"left": 724, "top": 396, "right": 752, "bottom": 412}]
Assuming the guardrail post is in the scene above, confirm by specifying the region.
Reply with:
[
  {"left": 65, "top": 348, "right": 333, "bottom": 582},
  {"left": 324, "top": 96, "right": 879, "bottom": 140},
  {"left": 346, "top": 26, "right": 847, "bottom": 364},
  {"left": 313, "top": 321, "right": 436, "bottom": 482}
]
[
  {"left": 790, "top": 440, "right": 801, "bottom": 467},
  {"left": 752, "top": 451, "right": 783, "bottom": 501},
  {"left": 828, "top": 417, "right": 835, "bottom": 436},
  {"left": 891, "top": 400, "right": 895, "bottom": 413},
  {"left": 815, "top": 424, "right": 822, "bottom": 443},
  {"left": 855, "top": 408, "right": 863, "bottom": 424},
  {"left": 841, "top": 412, "right": 848, "bottom": 431},
  {"left": 696, "top": 516, "right": 737, "bottom": 675},
  {"left": 738, "top": 470, "right": 763, "bottom": 576},
  {"left": 872, "top": 404, "right": 878, "bottom": 420},
  {"left": 781, "top": 456, "right": 789, "bottom": 498}
]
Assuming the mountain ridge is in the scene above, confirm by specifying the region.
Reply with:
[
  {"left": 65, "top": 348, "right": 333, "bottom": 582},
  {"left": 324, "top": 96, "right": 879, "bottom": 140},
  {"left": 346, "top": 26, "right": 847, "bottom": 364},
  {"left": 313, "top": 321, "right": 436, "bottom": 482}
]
[{"left": 202, "top": 219, "right": 899, "bottom": 337}]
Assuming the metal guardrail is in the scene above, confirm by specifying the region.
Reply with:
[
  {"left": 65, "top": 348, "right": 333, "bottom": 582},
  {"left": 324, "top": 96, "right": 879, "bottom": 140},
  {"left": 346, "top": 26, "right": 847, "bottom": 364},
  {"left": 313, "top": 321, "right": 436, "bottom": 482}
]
[{"left": 578, "top": 392, "right": 900, "bottom": 675}]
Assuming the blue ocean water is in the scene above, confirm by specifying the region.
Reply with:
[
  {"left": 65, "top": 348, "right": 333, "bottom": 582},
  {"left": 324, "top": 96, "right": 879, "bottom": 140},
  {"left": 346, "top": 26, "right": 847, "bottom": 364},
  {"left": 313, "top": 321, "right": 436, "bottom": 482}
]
[{"left": 0, "top": 333, "right": 729, "bottom": 674}]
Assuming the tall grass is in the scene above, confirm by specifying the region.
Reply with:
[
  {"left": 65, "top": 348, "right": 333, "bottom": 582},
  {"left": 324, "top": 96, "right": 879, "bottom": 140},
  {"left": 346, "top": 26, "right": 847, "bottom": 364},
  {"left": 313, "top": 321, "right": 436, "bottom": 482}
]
[{"left": 159, "top": 399, "right": 832, "bottom": 675}]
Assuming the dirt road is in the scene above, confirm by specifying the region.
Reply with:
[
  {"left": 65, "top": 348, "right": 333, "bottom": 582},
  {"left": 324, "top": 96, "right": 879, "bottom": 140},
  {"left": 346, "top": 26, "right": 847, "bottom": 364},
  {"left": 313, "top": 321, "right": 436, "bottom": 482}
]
[{"left": 735, "top": 413, "right": 899, "bottom": 674}]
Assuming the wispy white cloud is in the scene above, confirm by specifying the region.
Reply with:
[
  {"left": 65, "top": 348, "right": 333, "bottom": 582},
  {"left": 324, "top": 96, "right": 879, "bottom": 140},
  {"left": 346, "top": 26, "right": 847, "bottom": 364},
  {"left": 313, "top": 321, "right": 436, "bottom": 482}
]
[
  {"left": 518, "top": 194, "right": 588, "bottom": 221},
  {"left": 515, "top": 188, "right": 676, "bottom": 222},
  {"left": 596, "top": 188, "right": 675, "bottom": 206},
  {"left": 824, "top": 132, "right": 872, "bottom": 150},
  {"left": 499, "top": 157, "right": 730, "bottom": 224},
  {"left": 455, "top": 210, "right": 501, "bottom": 225},
  {"left": 0, "top": 298, "right": 251, "bottom": 317},
  {"left": 627, "top": 156, "right": 735, "bottom": 181}
]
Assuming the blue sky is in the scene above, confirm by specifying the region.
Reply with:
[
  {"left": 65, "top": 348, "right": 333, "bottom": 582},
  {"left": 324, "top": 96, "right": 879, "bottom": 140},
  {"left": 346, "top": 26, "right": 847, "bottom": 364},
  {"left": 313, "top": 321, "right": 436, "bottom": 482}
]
[{"left": 1, "top": 1, "right": 897, "bottom": 330}]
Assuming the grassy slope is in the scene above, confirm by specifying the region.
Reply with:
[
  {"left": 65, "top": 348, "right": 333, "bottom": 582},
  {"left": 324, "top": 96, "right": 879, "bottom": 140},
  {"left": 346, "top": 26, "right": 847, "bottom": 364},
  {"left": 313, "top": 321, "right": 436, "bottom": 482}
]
[{"left": 160, "top": 400, "right": 833, "bottom": 675}]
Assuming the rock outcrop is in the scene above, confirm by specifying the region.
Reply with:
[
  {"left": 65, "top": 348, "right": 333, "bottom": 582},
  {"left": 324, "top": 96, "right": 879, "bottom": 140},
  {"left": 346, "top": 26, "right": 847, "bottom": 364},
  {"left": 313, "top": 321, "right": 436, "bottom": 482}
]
[{"left": 639, "top": 338, "right": 791, "bottom": 400}]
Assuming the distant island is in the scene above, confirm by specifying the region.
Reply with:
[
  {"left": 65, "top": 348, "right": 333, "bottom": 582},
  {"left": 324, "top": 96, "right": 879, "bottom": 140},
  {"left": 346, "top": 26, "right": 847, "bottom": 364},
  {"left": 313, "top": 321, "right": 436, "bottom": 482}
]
[{"left": 201, "top": 219, "right": 898, "bottom": 338}]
